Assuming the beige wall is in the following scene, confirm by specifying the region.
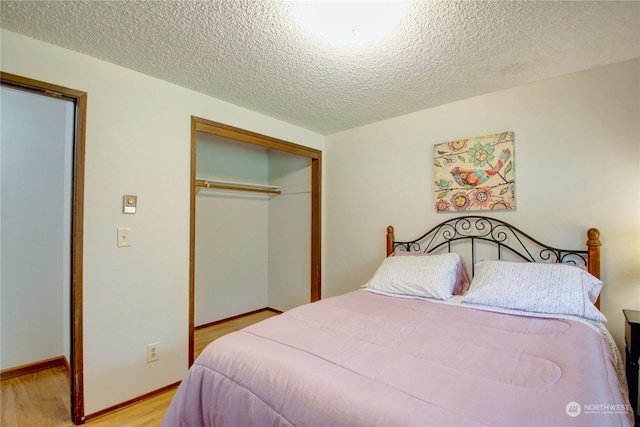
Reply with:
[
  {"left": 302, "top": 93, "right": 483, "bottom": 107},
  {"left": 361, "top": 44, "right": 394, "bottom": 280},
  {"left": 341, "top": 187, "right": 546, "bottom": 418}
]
[
  {"left": 1, "top": 29, "right": 324, "bottom": 415},
  {"left": 324, "top": 58, "right": 640, "bottom": 351}
]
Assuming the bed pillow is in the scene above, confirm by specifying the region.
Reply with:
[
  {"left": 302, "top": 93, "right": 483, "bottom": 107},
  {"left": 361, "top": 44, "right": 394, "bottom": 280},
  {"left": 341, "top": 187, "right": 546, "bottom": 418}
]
[
  {"left": 460, "top": 260, "right": 605, "bottom": 322},
  {"left": 365, "top": 253, "right": 460, "bottom": 300},
  {"left": 393, "top": 251, "right": 470, "bottom": 295}
]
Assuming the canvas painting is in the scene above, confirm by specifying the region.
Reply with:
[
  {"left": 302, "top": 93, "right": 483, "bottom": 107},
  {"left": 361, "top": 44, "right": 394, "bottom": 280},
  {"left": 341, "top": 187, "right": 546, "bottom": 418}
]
[{"left": 434, "top": 131, "right": 515, "bottom": 212}]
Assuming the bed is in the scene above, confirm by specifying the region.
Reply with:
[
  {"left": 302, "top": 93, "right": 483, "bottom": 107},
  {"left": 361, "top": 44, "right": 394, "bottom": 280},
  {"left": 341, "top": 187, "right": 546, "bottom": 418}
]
[{"left": 163, "top": 216, "right": 633, "bottom": 426}]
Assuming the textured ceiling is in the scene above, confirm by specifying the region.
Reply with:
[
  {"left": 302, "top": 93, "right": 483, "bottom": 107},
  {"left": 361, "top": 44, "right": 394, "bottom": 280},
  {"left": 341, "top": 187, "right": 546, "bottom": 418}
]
[{"left": 1, "top": 1, "right": 639, "bottom": 134}]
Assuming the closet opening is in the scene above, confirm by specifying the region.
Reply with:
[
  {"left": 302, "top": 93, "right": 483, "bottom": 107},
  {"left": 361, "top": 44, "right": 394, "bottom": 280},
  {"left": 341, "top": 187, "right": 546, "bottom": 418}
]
[
  {"left": 189, "top": 117, "right": 321, "bottom": 365},
  {"left": 0, "top": 72, "right": 87, "bottom": 424}
]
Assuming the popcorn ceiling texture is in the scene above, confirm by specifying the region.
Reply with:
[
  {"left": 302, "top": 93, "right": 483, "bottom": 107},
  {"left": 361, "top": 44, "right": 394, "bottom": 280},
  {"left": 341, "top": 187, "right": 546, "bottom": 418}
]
[{"left": 1, "top": 0, "right": 638, "bottom": 134}]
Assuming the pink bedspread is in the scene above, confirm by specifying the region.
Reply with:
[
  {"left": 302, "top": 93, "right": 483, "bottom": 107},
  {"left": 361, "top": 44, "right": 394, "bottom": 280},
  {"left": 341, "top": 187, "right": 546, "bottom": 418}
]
[{"left": 163, "top": 290, "right": 633, "bottom": 426}]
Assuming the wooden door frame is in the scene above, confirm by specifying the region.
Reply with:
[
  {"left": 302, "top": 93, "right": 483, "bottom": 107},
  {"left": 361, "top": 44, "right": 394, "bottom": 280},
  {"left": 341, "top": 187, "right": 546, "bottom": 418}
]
[
  {"left": 189, "top": 116, "right": 321, "bottom": 364},
  {"left": 1, "top": 72, "right": 87, "bottom": 424}
]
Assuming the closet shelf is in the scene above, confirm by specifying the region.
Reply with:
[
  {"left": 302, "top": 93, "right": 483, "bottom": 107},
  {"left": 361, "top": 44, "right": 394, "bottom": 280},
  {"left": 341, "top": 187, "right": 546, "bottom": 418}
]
[{"left": 195, "top": 178, "right": 282, "bottom": 195}]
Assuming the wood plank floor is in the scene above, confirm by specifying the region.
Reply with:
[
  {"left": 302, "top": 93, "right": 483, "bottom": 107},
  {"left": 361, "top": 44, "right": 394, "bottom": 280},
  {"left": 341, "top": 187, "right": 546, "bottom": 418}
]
[
  {"left": 194, "top": 309, "right": 278, "bottom": 358},
  {"left": 1, "top": 310, "right": 278, "bottom": 427},
  {"left": 1, "top": 365, "right": 71, "bottom": 427}
]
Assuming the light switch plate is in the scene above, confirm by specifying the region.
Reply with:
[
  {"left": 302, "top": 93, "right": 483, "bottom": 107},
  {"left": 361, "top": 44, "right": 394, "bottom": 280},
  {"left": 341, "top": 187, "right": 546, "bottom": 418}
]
[
  {"left": 117, "top": 228, "right": 131, "bottom": 247},
  {"left": 123, "top": 195, "right": 137, "bottom": 214}
]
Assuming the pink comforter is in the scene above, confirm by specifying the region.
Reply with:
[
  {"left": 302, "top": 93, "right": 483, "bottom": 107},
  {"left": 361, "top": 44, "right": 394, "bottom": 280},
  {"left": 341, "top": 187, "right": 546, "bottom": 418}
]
[{"left": 163, "top": 290, "right": 632, "bottom": 426}]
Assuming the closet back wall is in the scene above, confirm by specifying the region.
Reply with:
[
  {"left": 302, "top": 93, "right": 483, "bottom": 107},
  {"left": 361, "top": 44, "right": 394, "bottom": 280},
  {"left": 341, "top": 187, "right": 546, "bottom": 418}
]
[
  {"left": 195, "top": 133, "right": 270, "bottom": 325},
  {"left": 268, "top": 150, "right": 311, "bottom": 311}
]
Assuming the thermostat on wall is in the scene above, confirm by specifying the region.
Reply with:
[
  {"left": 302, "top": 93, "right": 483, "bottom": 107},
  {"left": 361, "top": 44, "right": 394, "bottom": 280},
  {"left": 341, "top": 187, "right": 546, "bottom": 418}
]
[{"left": 123, "top": 195, "right": 137, "bottom": 214}]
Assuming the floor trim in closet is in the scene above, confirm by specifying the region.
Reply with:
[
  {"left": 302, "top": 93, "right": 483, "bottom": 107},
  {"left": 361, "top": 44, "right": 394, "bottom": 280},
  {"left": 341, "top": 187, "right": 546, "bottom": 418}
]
[
  {"left": 195, "top": 307, "right": 282, "bottom": 330},
  {"left": 1, "top": 356, "right": 69, "bottom": 381}
]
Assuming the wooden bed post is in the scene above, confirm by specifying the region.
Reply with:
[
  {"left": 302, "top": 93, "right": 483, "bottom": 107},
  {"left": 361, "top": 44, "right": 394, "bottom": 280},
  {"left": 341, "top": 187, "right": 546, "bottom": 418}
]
[
  {"left": 586, "top": 227, "right": 601, "bottom": 309},
  {"left": 386, "top": 226, "right": 395, "bottom": 256}
]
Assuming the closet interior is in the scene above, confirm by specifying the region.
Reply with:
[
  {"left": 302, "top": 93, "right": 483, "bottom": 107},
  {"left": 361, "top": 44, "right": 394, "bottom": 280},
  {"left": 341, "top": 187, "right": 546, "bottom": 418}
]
[{"left": 194, "top": 131, "right": 313, "bottom": 327}]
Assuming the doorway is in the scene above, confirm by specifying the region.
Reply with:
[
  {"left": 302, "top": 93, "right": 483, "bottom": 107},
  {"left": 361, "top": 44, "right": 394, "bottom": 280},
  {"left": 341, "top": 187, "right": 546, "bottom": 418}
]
[
  {"left": 0, "top": 72, "right": 87, "bottom": 423},
  {"left": 189, "top": 116, "right": 321, "bottom": 364}
]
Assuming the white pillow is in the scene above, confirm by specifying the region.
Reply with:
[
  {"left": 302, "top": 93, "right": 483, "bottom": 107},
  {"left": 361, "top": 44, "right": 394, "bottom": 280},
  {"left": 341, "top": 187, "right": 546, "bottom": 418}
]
[
  {"left": 460, "top": 260, "right": 605, "bottom": 322},
  {"left": 364, "top": 253, "right": 460, "bottom": 300},
  {"left": 392, "top": 251, "right": 470, "bottom": 295}
]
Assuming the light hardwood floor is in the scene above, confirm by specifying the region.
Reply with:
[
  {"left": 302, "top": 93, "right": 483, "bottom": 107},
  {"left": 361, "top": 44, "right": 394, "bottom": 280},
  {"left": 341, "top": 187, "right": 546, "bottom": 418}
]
[
  {"left": 1, "top": 365, "right": 71, "bottom": 427},
  {"left": 1, "top": 310, "right": 278, "bottom": 427}
]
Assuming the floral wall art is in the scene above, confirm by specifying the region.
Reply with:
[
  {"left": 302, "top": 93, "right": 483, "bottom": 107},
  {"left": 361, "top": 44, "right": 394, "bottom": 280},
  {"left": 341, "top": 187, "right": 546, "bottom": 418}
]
[{"left": 434, "top": 131, "right": 515, "bottom": 212}]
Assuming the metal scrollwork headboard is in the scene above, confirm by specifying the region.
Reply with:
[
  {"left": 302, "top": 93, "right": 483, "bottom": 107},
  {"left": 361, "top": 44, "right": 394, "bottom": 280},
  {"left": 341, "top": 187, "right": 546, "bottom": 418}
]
[{"left": 386, "top": 216, "right": 602, "bottom": 307}]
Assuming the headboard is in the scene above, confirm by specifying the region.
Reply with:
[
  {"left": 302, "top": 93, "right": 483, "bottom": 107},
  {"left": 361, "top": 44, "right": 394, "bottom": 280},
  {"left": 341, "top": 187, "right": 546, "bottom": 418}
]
[{"left": 386, "top": 216, "right": 602, "bottom": 308}]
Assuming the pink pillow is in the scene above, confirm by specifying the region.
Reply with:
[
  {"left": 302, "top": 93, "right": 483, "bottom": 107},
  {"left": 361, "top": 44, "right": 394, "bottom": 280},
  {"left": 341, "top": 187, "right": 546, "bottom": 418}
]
[{"left": 392, "top": 251, "right": 470, "bottom": 295}]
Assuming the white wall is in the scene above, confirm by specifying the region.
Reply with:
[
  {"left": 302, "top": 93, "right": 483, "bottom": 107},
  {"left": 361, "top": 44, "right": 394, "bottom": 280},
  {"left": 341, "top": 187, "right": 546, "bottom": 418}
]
[
  {"left": 195, "top": 192, "right": 269, "bottom": 324},
  {"left": 324, "top": 58, "right": 640, "bottom": 351},
  {"left": 268, "top": 151, "right": 312, "bottom": 311},
  {"left": 0, "top": 86, "right": 73, "bottom": 369},
  {"left": 196, "top": 132, "right": 272, "bottom": 184},
  {"left": 0, "top": 29, "right": 324, "bottom": 415},
  {"left": 195, "top": 133, "right": 270, "bottom": 325}
]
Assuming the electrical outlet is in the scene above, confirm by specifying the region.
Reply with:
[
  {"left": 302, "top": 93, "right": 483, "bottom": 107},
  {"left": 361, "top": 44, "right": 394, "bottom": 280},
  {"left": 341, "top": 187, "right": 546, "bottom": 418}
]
[{"left": 147, "top": 342, "right": 159, "bottom": 363}]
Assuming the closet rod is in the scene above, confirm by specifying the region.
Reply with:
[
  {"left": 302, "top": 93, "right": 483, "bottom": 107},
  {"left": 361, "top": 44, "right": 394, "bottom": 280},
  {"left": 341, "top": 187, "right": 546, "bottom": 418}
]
[{"left": 195, "top": 179, "right": 281, "bottom": 195}]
